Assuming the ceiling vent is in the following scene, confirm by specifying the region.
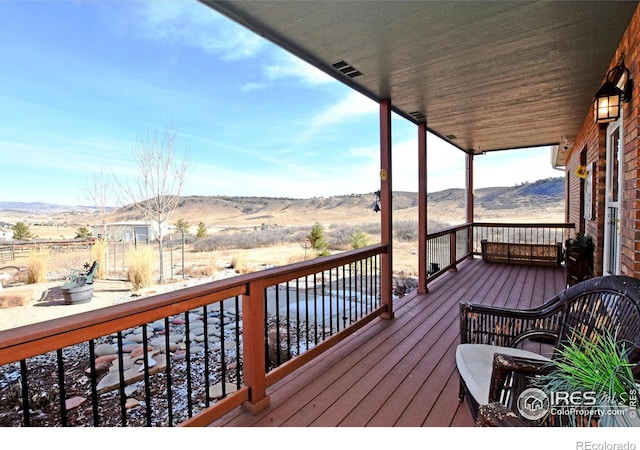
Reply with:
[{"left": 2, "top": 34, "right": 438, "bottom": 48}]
[
  {"left": 408, "top": 111, "right": 426, "bottom": 122},
  {"left": 331, "top": 60, "right": 363, "bottom": 78}
]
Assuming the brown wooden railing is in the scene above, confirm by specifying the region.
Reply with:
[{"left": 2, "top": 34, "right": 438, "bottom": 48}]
[
  {"left": 424, "top": 222, "right": 575, "bottom": 283},
  {"left": 0, "top": 244, "right": 387, "bottom": 427},
  {"left": 472, "top": 222, "right": 576, "bottom": 254},
  {"left": 425, "top": 223, "right": 473, "bottom": 283}
]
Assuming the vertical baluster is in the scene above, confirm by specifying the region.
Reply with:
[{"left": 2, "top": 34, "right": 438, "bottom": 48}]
[
  {"left": 365, "top": 258, "right": 369, "bottom": 313},
  {"left": 321, "top": 270, "right": 326, "bottom": 339},
  {"left": 342, "top": 264, "right": 347, "bottom": 330},
  {"left": 20, "top": 359, "right": 30, "bottom": 426},
  {"left": 304, "top": 276, "right": 310, "bottom": 353},
  {"left": 328, "top": 268, "right": 334, "bottom": 334},
  {"left": 163, "top": 316, "right": 174, "bottom": 426},
  {"left": 274, "top": 284, "right": 281, "bottom": 366},
  {"left": 88, "top": 340, "right": 100, "bottom": 426},
  {"left": 219, "top": 300, "right": 227, "bottom": 397},
  {"left": 376, "top": 254, "right": 380, "bottom": 306},
  {"left": 295, "top": 278, "right": 301, "bottom": 355},
  {"left": 358, "top": 259, "right": 364, "bottom": 319},
  {"left": 185, "top": 311, "right": 193, "bottom": 417},
  {"left": 56, "top": 349, "right": 67, "bottom": 426},
  {"left": 349, "top": 263, "right": 357, "bottom": 323},
  {"left": 263, "top": 286, "right": 269, "bottom": 372},
  {"left": 234, "top": 296, "right": 242, "bottom": 390},
  {"left": 116, "top": 331, "right": 127, "bottom": 426},
  {"left": 313, "top": 273, "right": 318, "bottom": 344},
  {"left": 285, "top": 281, "right": 291, "bottom": 360},
  {"left": 203, "top": 304, "right": 210, "bottom": 408},
  {"left": 141, "top": 324, "right": 152, "bottom": 426}
]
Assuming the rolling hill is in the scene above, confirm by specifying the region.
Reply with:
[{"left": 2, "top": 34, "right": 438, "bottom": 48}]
[{"left": 0, "top": 177, "right": 565, "bottom": 229}]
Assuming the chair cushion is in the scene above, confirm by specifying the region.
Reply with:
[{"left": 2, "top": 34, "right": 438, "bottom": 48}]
[{"left": 456, "top": 343, "right": 551, "bottom": 405}]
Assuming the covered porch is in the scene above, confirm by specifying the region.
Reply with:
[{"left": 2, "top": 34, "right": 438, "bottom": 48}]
[{"left": 0, "top": 1, "right": 638, "bottom": 430}]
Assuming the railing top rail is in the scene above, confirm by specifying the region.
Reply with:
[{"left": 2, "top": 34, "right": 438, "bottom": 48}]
[
  {"left": 256, "top": 243, "right": 387, "bottom": 286},
  {"left": 472, "top": 222, "right": 575, "bottom": 229},
  {"left": 426, "top": 223, "right": 472, "bottom": 239}
]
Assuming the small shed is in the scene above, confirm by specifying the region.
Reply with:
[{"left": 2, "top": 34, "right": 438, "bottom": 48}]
[{"left": 92, "top": 221, "right": 167, "bottom": 243}]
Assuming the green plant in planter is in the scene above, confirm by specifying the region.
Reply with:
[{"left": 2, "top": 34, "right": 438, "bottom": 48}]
[
  {"left": 537, "top": 328, "right": 638, "bottom": 426},
  {"left": 566, "top": 233, "right": 594, "bottom": 251},
  {"left": 565, "top": 233, "right": 594, "bottom": 286}
]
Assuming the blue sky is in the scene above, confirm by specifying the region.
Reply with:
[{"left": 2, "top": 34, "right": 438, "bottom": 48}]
[{"left": 0, "top": 1, "right": 563, "bottom": 206}]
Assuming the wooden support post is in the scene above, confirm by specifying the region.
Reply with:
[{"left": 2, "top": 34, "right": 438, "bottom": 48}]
[
  {"left": 466, "top": 153, "right": 474, "bottom": 256},
  {"left": 241, "top": 280, "right": 270, "bottom": 413},
  {"left": 380, "top": 99, "right": 394, "bottom": 319},
  {"left": 418, "top": 122, "right": 428, "bottom": 294},
  {"left": 449, "top": 229, "right": 458, "bottom": 272}
]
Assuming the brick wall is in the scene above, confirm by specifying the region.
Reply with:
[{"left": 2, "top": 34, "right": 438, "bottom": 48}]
[{"left": 566, "top": 5, "right": 640, "bottom": 278}]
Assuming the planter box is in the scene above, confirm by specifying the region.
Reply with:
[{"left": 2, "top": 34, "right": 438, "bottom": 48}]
[
  {"left": 481, "top": 240, "right": 563, "bottom": 268},
  {"left": 565, "top": 245, "right": 594, "bottom": 287},
  {"left": 61, "top": 283, "right": 94, "bottom": 305}
]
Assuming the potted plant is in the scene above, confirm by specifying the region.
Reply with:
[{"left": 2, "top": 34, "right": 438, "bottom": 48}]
[
  {"left": 565, "top": 233, "right": 594, "bottom": 286},
  {"left": 537, "top": 328, "right": 639, "bottom": 427}
]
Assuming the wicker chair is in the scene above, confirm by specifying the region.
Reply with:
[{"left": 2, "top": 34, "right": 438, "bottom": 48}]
[{"left": 456, "top": 275, "right": 640, "bottom": 425}]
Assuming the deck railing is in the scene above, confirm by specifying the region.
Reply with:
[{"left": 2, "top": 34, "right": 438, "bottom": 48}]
[
  {"left": 0, "top": 244, "right": 386, "bottom": 427},
  {"left": 472, "top": 222, "right": 576, "bottom": 254},
  {"left": 425, "top": 224, "right": 473, "bottom": 282},
  {"left": 425, "top": 222, "right": 575, "bottom": 282}
]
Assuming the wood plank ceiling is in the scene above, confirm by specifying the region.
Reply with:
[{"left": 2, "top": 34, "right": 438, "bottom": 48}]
[{"left": 201, "top": 1, "right": 638, "bottom": 166}]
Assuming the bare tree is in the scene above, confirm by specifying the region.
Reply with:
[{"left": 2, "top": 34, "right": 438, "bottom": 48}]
[
  {"left": 117, "top": 128, "right": 190, "bottom": 284},
  {"left": 83, "top": 160, "right": 118, "bottom": 278}
]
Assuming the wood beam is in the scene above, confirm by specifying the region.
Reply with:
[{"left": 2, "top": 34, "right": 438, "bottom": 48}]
[
  {"left": 380, "top": 99, "right": 393, "bottom": 319},
  {"left": 466, "top": 153, "right": 474, "bottom": 255},
  {"left": 418, "top": 122, "right": 428, "bottom": 294}
]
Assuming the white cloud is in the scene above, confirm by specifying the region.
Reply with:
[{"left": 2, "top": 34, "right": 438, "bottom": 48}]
[
  {"left": 314, "top": 91, "right": 378, "bottom": 127},
  {"left": 132, "top": 2, "right": 265, "bottom": 61},
  {"left": 264, "top": 52, "right": 334, "bottom": 86},
  {"left": 240, "top": 82, "right": 267, "bottom": 92},
  {"left": 295, "top": 91, "right": 379, "bottom": 143}
]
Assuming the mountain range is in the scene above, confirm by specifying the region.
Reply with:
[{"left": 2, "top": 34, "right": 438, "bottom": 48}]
[{"left": 0, "top": 177, "right": 565, "bottom": 227}]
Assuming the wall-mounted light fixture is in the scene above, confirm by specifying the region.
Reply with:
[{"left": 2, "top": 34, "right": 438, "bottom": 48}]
[{"left": 594, "top": 54, "right": 633, "bottom": 124}]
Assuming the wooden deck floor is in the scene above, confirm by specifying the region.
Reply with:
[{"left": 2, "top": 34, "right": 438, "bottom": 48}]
[{"left": 211, "top": 257, "right": 567, "bottom": 427}]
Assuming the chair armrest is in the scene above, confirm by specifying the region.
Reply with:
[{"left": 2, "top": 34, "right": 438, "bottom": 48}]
[
  {"left": 459, "top": 301, "right": 561, "bottom": 347},
  {"left": 476, "top": 402, "right": 532, "bottom": 427},
  {"left": 489, "top": 353, "right": 552, "bottom": 404}
]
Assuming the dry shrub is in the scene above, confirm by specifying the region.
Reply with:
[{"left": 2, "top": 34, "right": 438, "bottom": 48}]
[
  {"left": 27, "top": 249, "right": 50, "bottom": 284},
  {"left": 126, "top": 245, "right": 154, "bottom": 290},
  {"left": 184, "top": 254, "right": 219, "bottom": 278},
  {"left": 231, "top": 251, "right": 250, "bottom": 274},
  {"left": 90, "top": 237, "right": 108, "bottom": 280}
]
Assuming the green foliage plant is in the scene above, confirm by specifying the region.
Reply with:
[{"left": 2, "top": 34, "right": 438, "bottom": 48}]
[
  {"left": 537, "top": 327, "right": 638, "bottom": 426},
  {"left": 12, "top": 222, "right": 33, "bottom": 240},
  {"left": 196, "top": 222, "right": 208, "bottom": 238},
  {"left": 309, "top": 222, "right": 330, "bottom": 257},
  {"left": 567, "top": 232, "right": 594, "bottom": 251},
  {"left": 174, "top": 219, "right": 190, "bottom": 234},
  {"left": 75, "top": 226, "right": 92, "bottom": 239},
  {"left": 349, "top": 228, "right": 371, "bottom": 250}
]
